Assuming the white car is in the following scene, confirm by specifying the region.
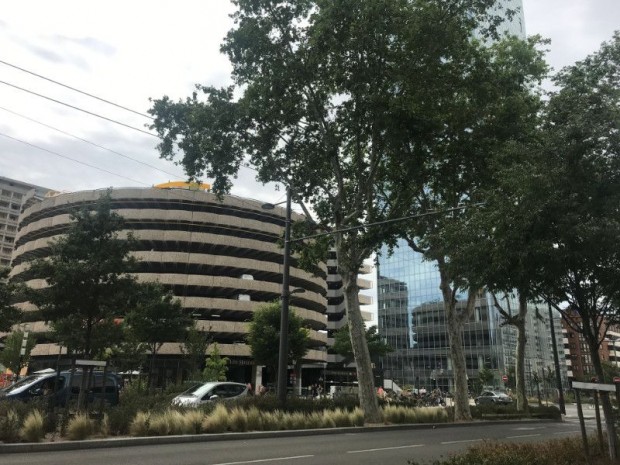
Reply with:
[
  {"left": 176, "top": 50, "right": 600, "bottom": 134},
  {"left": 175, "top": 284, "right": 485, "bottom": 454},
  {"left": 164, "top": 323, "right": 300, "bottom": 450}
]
[
  {"left": 172, "top": 381, "right": 249, "bottom": 407},
  {"left": 475, "top": 390, "right": 513, "bottom": 405}
]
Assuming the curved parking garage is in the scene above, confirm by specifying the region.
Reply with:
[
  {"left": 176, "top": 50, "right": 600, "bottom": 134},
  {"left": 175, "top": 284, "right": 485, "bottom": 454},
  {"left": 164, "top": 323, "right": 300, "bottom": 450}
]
[{"left": 10, "top": 187, "right": 328, "bottom": 381}]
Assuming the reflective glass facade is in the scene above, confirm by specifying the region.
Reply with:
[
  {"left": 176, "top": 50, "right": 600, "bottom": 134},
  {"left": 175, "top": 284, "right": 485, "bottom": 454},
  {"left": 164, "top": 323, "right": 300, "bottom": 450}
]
[{"left": 377, "top": 242, "right": 564, "bottom": 393}]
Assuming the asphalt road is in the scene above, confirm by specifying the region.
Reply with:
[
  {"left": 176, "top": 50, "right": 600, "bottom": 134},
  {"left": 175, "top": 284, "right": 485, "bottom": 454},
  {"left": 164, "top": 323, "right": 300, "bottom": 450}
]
[{"left": 2, "top": 419, "right": 594, "bottom": 465}]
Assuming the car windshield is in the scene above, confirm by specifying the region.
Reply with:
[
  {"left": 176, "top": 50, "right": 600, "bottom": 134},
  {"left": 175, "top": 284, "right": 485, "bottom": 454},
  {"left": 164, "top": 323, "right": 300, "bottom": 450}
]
[
  {"left": 3, "top": 375, "right": 47, "bottom": 394},
  {"left": 180, "top": 382, "right": 216, "bottom": 397}
]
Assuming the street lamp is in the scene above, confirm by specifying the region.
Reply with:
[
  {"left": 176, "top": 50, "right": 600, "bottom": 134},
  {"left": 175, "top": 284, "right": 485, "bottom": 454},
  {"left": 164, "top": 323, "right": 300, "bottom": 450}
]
[{"left": 261, "top": 186, "right": 292, "bottom": 405}]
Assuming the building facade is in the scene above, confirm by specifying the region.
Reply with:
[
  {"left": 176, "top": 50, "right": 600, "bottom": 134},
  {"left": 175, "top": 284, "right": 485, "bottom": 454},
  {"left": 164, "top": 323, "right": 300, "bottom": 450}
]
[
  {"left": 377, "top": 243, "right": 566, "bottom": 393},
  {"left": 9, "top": 186, "right": 329, "bottom": 384},
  {"left": 0, "top": 176, "right": 53, "bottom": 268}
]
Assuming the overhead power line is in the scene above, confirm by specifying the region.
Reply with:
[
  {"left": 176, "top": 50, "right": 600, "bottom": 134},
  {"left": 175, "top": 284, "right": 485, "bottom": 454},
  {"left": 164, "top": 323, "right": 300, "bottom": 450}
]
[
  {"left": 0, "top": 79, "right": 157, "bottom": 138},
  {"left": 0, "top": 58, "right": 153, "bottom": 120},
  {"left": 0, "top": 105, "right": 184, "bottom": 179},
  {"left": 0, "top": 132, "right": 150, "bottom": 186}
]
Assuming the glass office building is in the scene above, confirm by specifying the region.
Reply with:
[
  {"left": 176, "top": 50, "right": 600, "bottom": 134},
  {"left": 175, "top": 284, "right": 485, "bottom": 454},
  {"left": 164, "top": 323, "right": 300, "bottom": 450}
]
[{"left": 377, "top": 242, "right": 565, "bottom": 393}]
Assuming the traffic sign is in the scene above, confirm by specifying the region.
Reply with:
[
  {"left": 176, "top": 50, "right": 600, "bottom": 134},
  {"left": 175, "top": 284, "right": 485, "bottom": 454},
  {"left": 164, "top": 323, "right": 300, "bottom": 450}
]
[
  {"left": 613, "top": 377, "right": 620, "bottom": 383},
  {"left": 502, "top": 375, "right": 508, "bottom": 382}
]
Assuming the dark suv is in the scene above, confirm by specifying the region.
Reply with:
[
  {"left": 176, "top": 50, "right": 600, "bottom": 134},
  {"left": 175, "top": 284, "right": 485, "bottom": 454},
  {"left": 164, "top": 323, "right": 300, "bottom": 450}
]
[{"left": 0, "top": 371, "right": 120, "bottom": 407}]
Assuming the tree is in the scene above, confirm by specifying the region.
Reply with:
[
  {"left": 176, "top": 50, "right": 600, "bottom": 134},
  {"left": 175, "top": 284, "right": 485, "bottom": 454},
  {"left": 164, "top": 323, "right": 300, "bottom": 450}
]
[
  {"left": 104, "top": 330, "right": 148, "bottom": 375},
  {"left": 0, "top": 267, "right": 23, "bottom": 332},
  {"left": 202, "top": 343, "right": 229, "bottom": 382},
  {"left": 332, "top": 325, "right": 392, "bottom": 365},
  {"left": 124, "top": 282, "right": 191, "bottom": 387},
  {"left": 246, "top": 302, "right": 309, "bottom": 384},
  {"left": 489, "top": 33, "right": 620, "bottom": 458},
  {"left": 181, "top": 321, "right": 213, "bottom": 379},
  {"left": 149, "top": 0, "right": 519, "bottom": 423},
  {"left": 478, "top": 366, "right": 494, "bottom": 390},
  {"left": 541, "top": 33, "right": 620, "bottom": 459},
  {"left": 27, "top": 192, "right": 138, "bottom": 359},
  {"left": 378, "top": 28, "right": 548, "bottom": 421},
  {"left": 0, "top": 330, "right": 35, "bottom": 376}
]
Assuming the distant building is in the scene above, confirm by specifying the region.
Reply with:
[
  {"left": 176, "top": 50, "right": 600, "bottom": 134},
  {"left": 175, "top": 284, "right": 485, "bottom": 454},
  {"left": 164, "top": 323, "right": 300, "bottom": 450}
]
[
  {"left": 562, "top": 309, "right": 617, "bottom": 382},
  {"left": 0, "top": 176, "right": 54, "bottom": 268}
]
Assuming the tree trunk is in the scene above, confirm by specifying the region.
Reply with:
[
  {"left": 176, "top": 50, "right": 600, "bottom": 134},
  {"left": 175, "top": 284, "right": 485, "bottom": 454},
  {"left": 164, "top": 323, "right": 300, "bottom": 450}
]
[
  {"left": 437, "top": 260, "right": 472, "bottom": 422},
  {"left": 584, "top": 316, "right": 618, "bottom": 460},
  {"left": 515, "top": 294, "right": 529, "bottom": 413},
  {"left": 341, "top": 268, "right": 382, "bottom": 423}
]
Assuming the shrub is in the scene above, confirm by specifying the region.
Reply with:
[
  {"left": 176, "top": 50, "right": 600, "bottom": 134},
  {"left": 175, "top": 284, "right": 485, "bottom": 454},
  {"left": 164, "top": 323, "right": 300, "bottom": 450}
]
[
  {"left": 129, "top": 411, "right": 150, "bottom": 437},
  {"left": 408, "top": 437, "right": 606, "bottom": 465},
  {"left": 282, "top": 411, "right": 306, "bottom": 430},
  {"left": 331, "top": 408, "right": 353, "bottom": 427},
  {"left": 228, "top": 407, "right": 248, "bottom": 432},
  {"left": 246, "top": 407, "right": 262, "bottom": 431},
  {"left": 183, "top": 410, "right": 204, "bottom": 434},
  {"left": 305, "top": 412, "right": 324, "bottom": 429},
  {"left": 148, "top": 411, "right": 171, "bottom": 436},
  {"left": 202, "top": 404, "right": 229, "bottom": 433},
  {"left": 351, "top": 408, "right": 365, "bottom": 426},
  {"left": 20, "top": 410, "right": 45, "bottom": 442},
  {"left": 66, "top": 414, "right": 95, "bottom": 441},
  {"left": 0, "top": 409, "right": 22, "bottom": 443}
]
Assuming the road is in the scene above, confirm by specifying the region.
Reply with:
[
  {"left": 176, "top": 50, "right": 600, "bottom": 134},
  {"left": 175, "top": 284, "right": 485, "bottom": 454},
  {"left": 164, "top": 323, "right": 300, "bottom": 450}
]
[{"left": 2, "top": 418, "right": 594, "bottom": 465}]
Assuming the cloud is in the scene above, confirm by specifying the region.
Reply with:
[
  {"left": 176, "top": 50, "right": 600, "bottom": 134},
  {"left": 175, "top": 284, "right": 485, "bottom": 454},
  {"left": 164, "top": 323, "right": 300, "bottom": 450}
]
[
  {"left": 52, "top": 36, "right": 117, "bottom": 56},
  {"left": 13, "top": 37, "right": 91, "bottom": 70}
]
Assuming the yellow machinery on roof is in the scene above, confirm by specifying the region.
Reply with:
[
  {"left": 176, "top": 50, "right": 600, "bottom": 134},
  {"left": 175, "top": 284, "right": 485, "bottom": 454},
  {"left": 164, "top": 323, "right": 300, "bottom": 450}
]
[{"left": 154, "top": 181, "right": 211, "bottom": 191}]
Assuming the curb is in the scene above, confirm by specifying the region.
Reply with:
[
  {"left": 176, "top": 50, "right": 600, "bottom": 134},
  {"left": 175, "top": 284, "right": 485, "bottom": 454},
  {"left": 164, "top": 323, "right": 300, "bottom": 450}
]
[{"left": 0, "top": 418, "right": 559, "bottom": 454}]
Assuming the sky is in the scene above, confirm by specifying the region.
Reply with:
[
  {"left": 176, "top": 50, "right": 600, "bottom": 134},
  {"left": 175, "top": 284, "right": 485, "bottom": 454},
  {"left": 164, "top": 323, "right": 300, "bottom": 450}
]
[
  {"left": 1, "top": 0, "right": 618, "bottom": 204},
  {"left": 1, "top": 1, "right": 617, "bottom": 325}
]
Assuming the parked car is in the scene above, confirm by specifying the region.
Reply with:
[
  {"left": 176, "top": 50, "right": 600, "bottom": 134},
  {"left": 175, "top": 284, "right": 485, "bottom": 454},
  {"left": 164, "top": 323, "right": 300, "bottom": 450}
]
[
  {"left": 475, "top": 390, "right": 513, "bottom": 405},
  {"left": 0, "top": 370, "right": 120, "bottom": 407},
  {"left": 172, "top": 381, "right": 249, "bottom": 407}
]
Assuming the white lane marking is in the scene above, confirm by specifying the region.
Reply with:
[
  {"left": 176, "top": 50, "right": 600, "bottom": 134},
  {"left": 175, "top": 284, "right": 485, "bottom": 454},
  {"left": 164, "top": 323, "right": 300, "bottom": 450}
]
[
  {"left": 554, "top": 431, "right": 582, "bottom": 435},
  {"left": 347, "top": 444, "right": 424, "bottom": 454},
  {"left": 514, "top": 427, "right": 546, "bottom": 431},
  {"left": 506, "top": 434, "right": 542, "bottom": 439},
  {"left": 212, "top": 455, "right": 314, "bottom": 465},
  {"left": 441, "top": 439, "right": 483, "bottom": 445}
]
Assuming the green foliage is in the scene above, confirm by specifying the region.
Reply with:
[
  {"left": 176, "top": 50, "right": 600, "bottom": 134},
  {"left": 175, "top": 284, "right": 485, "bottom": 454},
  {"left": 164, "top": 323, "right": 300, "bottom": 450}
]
[
  {"left": 246, "top": 302, "right": 310, "bottom": 374},
  {"left": 27, "top": 192, "right": 138, "bottom": 358},
  {"left": 0, "top": 330, "right": 36, "bottom": 375},
  {"left": 0, "top": 267, "right": 23, "bottom": 332},
  {"left": 103, "top": 332, "right": 147, "bottom": 374},
  {"left": 202, "top": 343, "right": 229, "bottom": 382},
  {"left": 181, "top": 322, "right": 212, "bottom": 378},
  {"left": 332, "top": 325, "right": 392, "bottom": 365},
  {"left": 478, "top": 366, "right": 495, "bottom": 389},
  {"left": 124, "top": 282, "right": 191, "bottom": 379}
]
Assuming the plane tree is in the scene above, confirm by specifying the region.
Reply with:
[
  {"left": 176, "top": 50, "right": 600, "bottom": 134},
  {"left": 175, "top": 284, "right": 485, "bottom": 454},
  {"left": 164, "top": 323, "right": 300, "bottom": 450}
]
[
  {"left": 378, "top": 27, "right": 548, "bottom": 420},
  {"left": 532, "top": 33, "right": 620, "bottom": 458},
  {"left": 149, "top": 0, "right": 534, "bottom": 422}
]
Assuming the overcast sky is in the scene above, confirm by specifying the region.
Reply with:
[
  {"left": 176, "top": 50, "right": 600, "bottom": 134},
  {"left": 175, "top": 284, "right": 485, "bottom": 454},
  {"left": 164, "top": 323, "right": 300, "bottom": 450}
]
[{"left": 1, "top": 0, "right": 618, "bottom": 205}]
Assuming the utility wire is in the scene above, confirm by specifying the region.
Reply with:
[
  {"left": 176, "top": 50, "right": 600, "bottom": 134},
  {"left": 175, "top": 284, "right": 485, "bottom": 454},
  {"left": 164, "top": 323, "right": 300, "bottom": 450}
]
[
  {"left": 0, "top": 58, "right": 153, "bottom": 120},
  {"left": 0, "top": 105, "right": 184, "bottom": 179},
  {"left": 0, "top": 132, "right": 150, "bottom": 186},
  {"left": 0, "top": 80, "right": 157, "bottom": 137}
]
